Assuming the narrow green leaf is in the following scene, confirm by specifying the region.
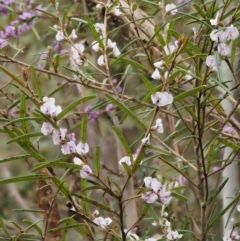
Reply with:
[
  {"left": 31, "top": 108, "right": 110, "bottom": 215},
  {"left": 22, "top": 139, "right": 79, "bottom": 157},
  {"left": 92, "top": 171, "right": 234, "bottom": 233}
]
[
  {"left": 52, "top": 176, "right": 70, "bottom": 198},
  {"left": 114, "top": 57, "right": 145, "bottom": 70},
  {"left": 113, "top": 126, "right": 132, "bottom": 157},
  {"left": 20, "top": 94, "right": 28, "bottom": 133},
  {"left": 174, "top": 85, "right": 206, "bottom": 102},
  {"left": 146, "top": 204, "right": 159, "bottom": 225},
  {"left": 148, "top": 145, "right": 171, "bottom": 156},
  {"left": 0, "top": 154, "right": 31, "bottom": 164},
  {"left": 171, "top": 191, "right": 187, "bottom": 201},
  {"left": 81, "top": 178, "right": 88, "bottom": 216},
  {"left": 5, "top": 117, "right": 44, "bottom": 126},
  {"left": 105, "top": 93, "right": 146, "bottom": 130},
  {"left": 121, "top": 162, "right": 132, "bottom": 173},
  {"left": 139, "top": 74, "right": 155, "bottom": 94},
  {"left": 0, "top": 65, "right": 27, "bottom": 87},
  {"left": 62, "top": 9, "right": 68, "bottom": 27},
  {"left": 164, "top": 127, "right": 187, "bottom": 142},
  {"left": 204, "top": 178, "right": 228, "bottom": 207},
  {"left": 217, "top": 137, "right": 239, "bottom": 150},
  {"left": 7, "top": 132, "right": 42, "bottom": 144},
  {"left": 80, "top": 114, "right": 88, "bottom": 142},
  {"left": 34, "top": 110, "right": 59, "bottom": 129},
  {"left": 57, "top": 95, "right": 96, "bottom": 120},
  {"left": 94, "top": 145, "right": 101, "bottom": 174},
  {"left": 0, "top": 174, "right": 49, "bottom": 185},
  {"left": 30, "top": 66, "right": 42, "bottom": 100},
  {"left": 23, "top": 219, "right": 43, "bottom": 235},
  {"left": 166, "top": 20, "right": 175, "bottom": 44},
  {"left": 73, "top": 193, "right": 114, "bottom": 213}
]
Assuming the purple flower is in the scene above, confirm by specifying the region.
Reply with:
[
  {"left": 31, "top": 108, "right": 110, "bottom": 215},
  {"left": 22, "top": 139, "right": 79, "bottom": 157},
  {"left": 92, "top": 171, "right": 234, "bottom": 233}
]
[
  {"left": 105, "top": 104, "right": 114, "bottom": 112},
  {"left": 223, "top": 125, "right": 236, "bottom": 134},
  {"left": 68, "top": 133, "right": 76, "bottom": 142},
  {"left": 0, "top": 38, "right": 8, "bottom": 48}
]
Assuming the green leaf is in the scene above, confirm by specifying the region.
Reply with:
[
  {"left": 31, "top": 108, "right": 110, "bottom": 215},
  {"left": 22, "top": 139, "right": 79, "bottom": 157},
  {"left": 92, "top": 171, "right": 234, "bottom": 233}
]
[
  {"left": 81, "top": 178, "right": 88, "bottom": 216},
  {"left": 0, "top": 65, "right": 27, "bottom": 87},
  {"left": 7, "top": 132, "right": 42, "bottom": 144},
  {"left": 217, "top": 137, "right": 239, "bottom": 150},
  {"left": 0, "top": 154, "right": 31, "bottom": 164},
  {"left": 34, "top": 110, "right": 58, "bottom": 129},
  {"left": 80, "top": 114, "right": 88, "bottom": 142},
  {"left": 148, "top": 145, "right": 171, "bottom": 156},
  {"left": 113, "top": 126, "right": 132, "bottom": 157},
  {"left": 0, "top": 174, "right": 49, "bottom": 185},
  {"left": 164, "top": 127, "right": 187, "bottom": 142},
  {"left": 146, "top": 204, "right": 159, "bottom": 225},
  {"left": 73, "top": 193, "right": 115, "bottom": 213},
  {"left": 30, "top": 66, "right": 42, "bottom": 100},
  {"left": 94, "top": 145, "right": 101, "bottom": 174},
  {"left": 23, "top": 219, "right": 43, "bottom": 235},
  {"left": 204, "top": 178, "right": 228, "bottom": 207},
  {"left": 121, "top": 162, "right": 132, "bottom": 173},
  {"left": 5, "top": 117, "right": 44, "bottom": 126},
  {"left": 62, "top": 9, "right": 68, "bottom": 27},
  {"left": 20, "top": 94, "right": 28, "bottom": 133},
  {"left": 139, "top": 74, "right": 155, "bottom": 94},
  {"left": 105, "top": 93, "right": 146, "bottom": 130},
  {"left": 174, "top": 86, "right": 206, "bottom": 102},
  {"left": 52, "top": 176, "right": 70, "bottom": 198},
  {"left": 57, "top": 95, "right": 96, "bottom": 121},
  {"left": 171, "top": 191, "right": 187, "bottom": 201},
  {"left": 113, "top": 57, "right": 146, "bottom": 70}
]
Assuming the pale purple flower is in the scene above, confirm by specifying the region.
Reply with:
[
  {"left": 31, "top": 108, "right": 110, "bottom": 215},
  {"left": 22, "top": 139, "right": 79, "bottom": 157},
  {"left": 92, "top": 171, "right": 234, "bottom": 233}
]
[
  {"left": 41, "top": 122, "right": 53, "bottom": 136},
  {"left": 151, "top": 92, "right": 173, "bottom": 107},
  {"left": 165, "top": 4, "right": 178, "bottom": 15},
  {"left": 51, "top": 105, "right": 62, "bottom": 117},
  {"left": 144, "top": 177, "right": 159, "bottom": 189},
  {"left": 154, "top": 118, "right": 164, "bottom": 133},
  {"left": 119, "top": 156, "right": 131, "bottom": 166},
  {"left": 80, "top": 165, "right": 92, "bottom": 178},
  {"left": 69, "top": 29, "right": 77, "bottom": 39},
  {"left": 0, "top": 38, "right": 8, "bottom": 48},
  {"left": 105, "top": 103, "right": 114, "bottom": 112},
  {"left": 159, "top": 185, "right": 172, "bottom": 204},
  {"left": 223, "top": 237, "right": 232, "bottom": 241},
  {"left": 113, "top": 46, "right": 121, "bottom": 57},
  {"left": 43, "top": 96, "right": 55, "bottom": 104},
  {"left": 206, "top": 55, "right": 217, "bottom": 70},
  {"left": 61, "top": 141, "right": 76, "bottom": 155},
  {"left": 93, "top": 217, "right": 106, "bottom": 228},
  {"left": 56, "top": 30, "right": 64, "bottom": 41},
  {"left": 151, "top": 69, "right": 161, "bottom": 80},
  {"left": 210, "top": 29, "right": 227, "bottom": 43},
  {"left": 73, "top": 157, "right": 83, "bottom": 165},
  {"left": 164, "top": 43, "right": 177, "bottom": 55},
  {"left": 142, "top": 133, "right": 150, "bottom": 144},
  {"left": 40, "top": 102, "right": 56, "bottom": 116},
  {"left": 210, "top": 12, "right": 219, "bottom": 26},
  {"left": 52, "top": 128, "right": 67, "bottom": 145},
  {"left": 68, "top": 132, "right": 76, "bottom": 142},
  {"left": 226, "top": 25, "right": 239, "bottom": 41},
  {"left": 142, "top": 191, "right": 158, "bottom": 203},
  {"left": 166, "top": 230, "right": 183, "bottom": 240},
  {"left": 104, "top": 217, "right": 112, "bottom": 226},
  {"left": 76, "top": 142, "right": 89, "bottom": 155},
  {"left": 71, "top": 43, "right": 85, "bottom": 65},
  {"left": 223, "top": 125, "right": 236, "bottom": 134},
  {"left": 217, "top": 43, "right": 230, "bottom": 56}
]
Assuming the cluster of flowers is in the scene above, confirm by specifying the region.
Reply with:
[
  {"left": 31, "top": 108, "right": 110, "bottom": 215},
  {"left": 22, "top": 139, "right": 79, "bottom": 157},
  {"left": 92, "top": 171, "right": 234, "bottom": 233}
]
[
  {"left": 0, "top": 0, "right": 43, "bottom": 40},
  {"left": 40, "top": 97, "right": 92, "bottom": 179},
  {"left": 92, "top": 22, "right": 121, "bottom": 67},
  {"left": 93, "top": 216, "right": 112, "bottom": 229},
  {"left": 141, "top": 177, "right": 172, "bottom": 204},
  {"left": 206, "top": 13, "right": 239, "bottom": 70}
]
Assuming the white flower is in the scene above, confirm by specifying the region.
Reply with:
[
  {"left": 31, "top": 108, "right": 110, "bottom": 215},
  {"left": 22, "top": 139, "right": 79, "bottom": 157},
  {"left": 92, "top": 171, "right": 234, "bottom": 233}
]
[
  {"left": 226, "top": 25, "right": 239, "bottom": 41},
  {"left": 93, "top": 217, "right": 106, "bottom": 228},
  {"left": 210, "top": 12, "right": 219, "bottom": 26},
  {"left": 119, "top": 156, "right": 131, "bottom": 166},
  {"left": 92, "top": 41, "right": 100, "bottom": 52},
  {"left": 107, "top": 39, "right": 117, "bottom": 49},
  {"left": 76, "top": 142, "right": 89, "bottom": 155},
  {"left": 96, "top": 3, "right": 103, "bottom": 9},
  {"left": 104, "top": 217, "right": 112, "bottom": 226},
  {"left": 52, "top": 128, "right": 67, "bottom": 145},
  {"left": 56, "top": 30, "right": 64, "bottom": 41},
  {"left": 165, "top": 3, "right": 178, "bottom": 15},
  {"left": 142, "top": 191, "right": 158, "bottom": 203},
  {"left": 95, "top": 23, "right": 104, "bottom": 33},
  {"left": 41, "top": 122, "right": 53, "bottom": 136},
  {"left": 206, "top": 55, "right": 217, "bottom": 71},
  {"left": 97, "top": 55, "right": 105, "bottom": 66},
  {"left": 223, "top": 237, "right": 232, "bottom": 241},
  {"left": 166, "top": 230, "right": 183, "bottom": 240},
  {"left": 73, "top": 157, "right": 83, "bottom": 165},
  {"left": 154, "top": 61, "right": 163, "bottom": 68},
  {"left": 113, "top": 46, "right": 121, "bottom": 57},
  {"left": 43, "top": 96, "right": 55, "bottom": 104},
  {"left": 72, "top": 43, "right": 85, "bottom": 59},
  {"left": 145, "top": 238, "right": 156, "bottom": 241},
  {"left": 40, "top": 101, "right": 56, "bottom": 116},
  {"left": 69, "top": 29, "right": 77, "bottom": 39},
  {"left": 210, "top": 29, "right": 227, "bottom": 43},
  {"left": 217, "top": 43, "right": 230, "bottom": 56},
  {"left": 113, "top": 5, "right": 122, "bottom": 16},
  {"left": 151, "top": 92, "right": 173, "bottom": 107},
  {"left": 151, "top": 69, "right": 161, "bottom": 80},
  {"left": 61, "top": 141, "right": 76, "bottom": 155},
  {"left": 237, "top": 204, "right": 240, "bottom": 212},
  {"left": 159, "top": 185, "right": 172, "bottom": 204},
  {"left": 142, "top": 133, "right": 150, "bottom": 144},
  {"left": 80, "top": 165, "right": 92, "bottom": 178},
  {"left": 154, "top": 118, "right": 164, "bottom": 133},
  {"left": 51, "top": 105, "right": 62, "bottom": 117}
]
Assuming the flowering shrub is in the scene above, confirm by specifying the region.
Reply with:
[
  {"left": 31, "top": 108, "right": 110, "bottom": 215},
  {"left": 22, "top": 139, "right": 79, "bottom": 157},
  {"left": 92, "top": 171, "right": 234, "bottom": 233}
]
[{"left": 0, "top": 0, "right": 240, "bottom": 241}]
